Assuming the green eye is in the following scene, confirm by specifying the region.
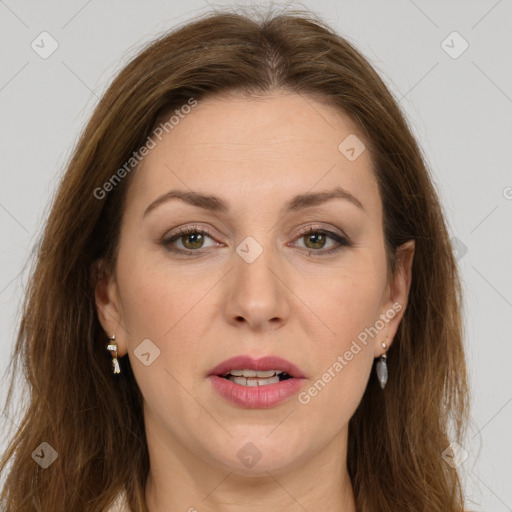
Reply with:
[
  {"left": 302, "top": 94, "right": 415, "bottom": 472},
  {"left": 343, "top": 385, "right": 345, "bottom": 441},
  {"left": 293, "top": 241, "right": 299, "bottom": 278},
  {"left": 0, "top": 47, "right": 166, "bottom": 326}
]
[
  {"left": 162, "top": 226, "right": 218, "bottom": 255},
  {"left": 295, "top": 229, "right": 350, "bottom": 255},
  {"left": 162, "top": 225, "right": 350, "bottom": 257}
]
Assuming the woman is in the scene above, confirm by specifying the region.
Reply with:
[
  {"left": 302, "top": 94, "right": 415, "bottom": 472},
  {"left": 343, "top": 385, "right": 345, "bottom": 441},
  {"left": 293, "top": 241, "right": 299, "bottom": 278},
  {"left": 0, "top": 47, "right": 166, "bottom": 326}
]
[{"left": 0, "top": 8, "right": 469, "bottom": 512}]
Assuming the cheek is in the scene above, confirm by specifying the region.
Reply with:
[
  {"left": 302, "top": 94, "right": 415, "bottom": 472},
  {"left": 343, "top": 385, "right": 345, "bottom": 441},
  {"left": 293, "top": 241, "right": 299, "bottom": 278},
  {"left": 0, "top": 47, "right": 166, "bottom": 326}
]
[
  {"left": 294, "top": 254, "right": 386, "bottom": 403},
  {"left": 114, "top": 250, "right": 208, "bottom": 421},
  {"left": 302, "top": 254, "right": 387, "bottom": 343},
  {"left": 294, "top": 274, "right": 382, "bottom": 430},
  {"left": 115, "top": 243, "right": 215, "bottom": 384},
  {"left": 115, "top": 241, "right": 188, "bottom": 337}
]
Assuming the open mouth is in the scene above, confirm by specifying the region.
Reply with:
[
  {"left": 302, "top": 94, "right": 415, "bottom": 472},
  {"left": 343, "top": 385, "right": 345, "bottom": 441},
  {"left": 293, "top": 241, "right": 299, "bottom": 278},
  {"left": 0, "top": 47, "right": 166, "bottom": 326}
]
[
  {"left": 220, "top": 370, "right": 293, "bottom": 386},
  {"left": 209, "top": 357, "right": 306, "bottom": 408}
]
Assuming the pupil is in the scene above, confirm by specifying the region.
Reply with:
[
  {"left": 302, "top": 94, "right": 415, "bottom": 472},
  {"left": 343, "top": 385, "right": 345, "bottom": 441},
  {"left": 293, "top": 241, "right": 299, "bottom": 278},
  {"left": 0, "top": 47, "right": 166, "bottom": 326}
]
[
  {"left": 306, "top": 233, "right": 325, "bottom": 249},
  {"left": 184, "top": 233, "right": 203, "bottom": 249}
]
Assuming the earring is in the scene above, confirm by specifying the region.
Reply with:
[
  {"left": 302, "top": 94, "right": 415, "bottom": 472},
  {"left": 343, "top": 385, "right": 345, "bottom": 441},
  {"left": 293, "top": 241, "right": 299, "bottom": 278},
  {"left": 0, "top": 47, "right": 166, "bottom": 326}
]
[
  {"left": 106, "top": 334, "right": 121, "bottom": 374},
  {"left": 376, "top": 339, "right": 388, "bottom": 389}
]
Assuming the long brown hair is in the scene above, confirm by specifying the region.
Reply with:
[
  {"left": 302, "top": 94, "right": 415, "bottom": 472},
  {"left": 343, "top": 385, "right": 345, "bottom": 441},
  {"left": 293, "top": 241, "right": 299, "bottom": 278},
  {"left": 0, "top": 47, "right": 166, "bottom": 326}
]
[{"left": 0, "top": 7, "right": 469, "bottom": 511}]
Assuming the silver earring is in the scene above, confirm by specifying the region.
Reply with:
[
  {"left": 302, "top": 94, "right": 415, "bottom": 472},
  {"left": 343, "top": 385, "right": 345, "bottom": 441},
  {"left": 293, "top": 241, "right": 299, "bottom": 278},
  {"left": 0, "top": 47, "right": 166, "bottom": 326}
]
[
  {"left": 106, "top": 334, "right": 121, "bottom": 374},
  {"left": 376, "top": 340, "right": 388, "bottom": 389}
]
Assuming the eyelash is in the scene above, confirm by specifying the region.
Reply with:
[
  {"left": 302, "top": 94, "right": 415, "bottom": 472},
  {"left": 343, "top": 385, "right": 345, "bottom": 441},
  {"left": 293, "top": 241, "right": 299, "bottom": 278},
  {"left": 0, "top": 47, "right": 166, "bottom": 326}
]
[{"left": 161, "top": 224, "right": 351, "bottom": 257}]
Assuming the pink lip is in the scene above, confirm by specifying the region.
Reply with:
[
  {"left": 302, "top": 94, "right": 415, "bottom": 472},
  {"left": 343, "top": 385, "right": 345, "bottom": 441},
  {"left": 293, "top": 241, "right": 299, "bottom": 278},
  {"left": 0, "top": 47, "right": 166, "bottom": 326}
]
[
  {"left": 208, "top": 355, "right": 306, "bottom": 409},
  {"left": 208, "top": 355, "right": 306, "bottom": 378}
]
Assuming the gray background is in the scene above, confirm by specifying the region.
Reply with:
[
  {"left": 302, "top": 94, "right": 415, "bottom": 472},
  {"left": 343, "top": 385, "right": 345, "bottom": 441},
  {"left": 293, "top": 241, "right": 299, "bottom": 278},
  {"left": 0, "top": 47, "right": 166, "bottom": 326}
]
[{"left": 1, "top": 0, "right": 511, "bottom": 510}]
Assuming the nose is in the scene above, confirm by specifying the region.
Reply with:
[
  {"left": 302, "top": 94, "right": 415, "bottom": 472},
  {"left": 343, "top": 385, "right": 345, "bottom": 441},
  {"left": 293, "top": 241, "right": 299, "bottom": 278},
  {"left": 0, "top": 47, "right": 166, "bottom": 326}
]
[{"left": 223, "top": 238, "right": 291, "bottom": 332}]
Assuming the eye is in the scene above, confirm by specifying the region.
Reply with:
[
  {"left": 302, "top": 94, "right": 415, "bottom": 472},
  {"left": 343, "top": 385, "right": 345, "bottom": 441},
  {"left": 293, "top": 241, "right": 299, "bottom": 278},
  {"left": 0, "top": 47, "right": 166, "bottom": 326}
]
[
  {"left": 162, "top": 225, "right": 220, "bottom": 255},
  {"left": 293, "top": 227, "right": 351, "bottom": 256},
  {"left": 161, "top": 224, "right": 351, "bottom": 257}
]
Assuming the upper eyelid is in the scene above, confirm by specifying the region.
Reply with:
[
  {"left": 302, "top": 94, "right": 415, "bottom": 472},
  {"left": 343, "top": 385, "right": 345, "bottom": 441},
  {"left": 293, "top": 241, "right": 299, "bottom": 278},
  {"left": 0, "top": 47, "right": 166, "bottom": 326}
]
[
  {"left": 163, "top": 224, "right": 348, "bottom": 247},
  {"left": 164, "top": 223, "right": 346, "bottom": 239}
]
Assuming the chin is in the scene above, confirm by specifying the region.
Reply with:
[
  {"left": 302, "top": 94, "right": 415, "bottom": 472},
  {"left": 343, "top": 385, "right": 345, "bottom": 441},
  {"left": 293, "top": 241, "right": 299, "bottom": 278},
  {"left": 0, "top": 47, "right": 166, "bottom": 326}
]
[{"left": 206, "top": 432, "right": 306, "bottom": 476}]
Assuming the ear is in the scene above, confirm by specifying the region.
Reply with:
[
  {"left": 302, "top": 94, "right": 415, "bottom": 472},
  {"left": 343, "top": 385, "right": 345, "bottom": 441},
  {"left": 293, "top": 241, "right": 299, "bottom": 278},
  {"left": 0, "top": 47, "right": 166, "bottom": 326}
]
[
  {"left": 375, "top": 239, "right": 415, "bottom": 357},
  {"left": 93, "top": 259, "right": 128, "bottom": 356}
]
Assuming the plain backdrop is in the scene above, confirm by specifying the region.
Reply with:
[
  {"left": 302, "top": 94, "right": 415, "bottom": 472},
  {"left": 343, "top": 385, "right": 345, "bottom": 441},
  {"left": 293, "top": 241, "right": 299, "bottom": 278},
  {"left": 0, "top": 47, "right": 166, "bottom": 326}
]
[{"left": 1, "top": 1, "right": 511, "bottom": 510}]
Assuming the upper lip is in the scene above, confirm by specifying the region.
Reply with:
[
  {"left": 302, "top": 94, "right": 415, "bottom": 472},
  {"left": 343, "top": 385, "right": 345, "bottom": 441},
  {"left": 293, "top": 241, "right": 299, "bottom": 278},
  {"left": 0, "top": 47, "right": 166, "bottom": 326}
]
[{"left": 209, "top": 355, "right": 306, "bottom": 378}]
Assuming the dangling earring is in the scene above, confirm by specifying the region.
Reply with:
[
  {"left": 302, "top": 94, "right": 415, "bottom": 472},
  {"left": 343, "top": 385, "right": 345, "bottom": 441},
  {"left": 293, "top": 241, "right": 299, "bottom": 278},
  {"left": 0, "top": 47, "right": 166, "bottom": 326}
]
[
  {"left": 106, "top": 334, "right": 121, "bottom": 374},
  {"left": 376, "top": 339, "right": 388, "bottom": 389}
]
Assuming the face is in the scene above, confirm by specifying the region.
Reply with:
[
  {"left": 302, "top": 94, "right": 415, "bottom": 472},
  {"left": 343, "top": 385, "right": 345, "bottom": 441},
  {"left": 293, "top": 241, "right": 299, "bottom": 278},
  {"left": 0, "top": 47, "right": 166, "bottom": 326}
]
[{"left": 95, "top": 91, "right": 414, "bottom": 477}]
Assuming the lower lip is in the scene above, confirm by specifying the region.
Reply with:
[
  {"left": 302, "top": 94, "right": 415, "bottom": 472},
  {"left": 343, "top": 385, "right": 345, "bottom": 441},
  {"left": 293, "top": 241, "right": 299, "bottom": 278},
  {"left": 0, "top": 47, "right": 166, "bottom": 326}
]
[{"left": 208, "top": 375, "right": 306, "bottom": 408}]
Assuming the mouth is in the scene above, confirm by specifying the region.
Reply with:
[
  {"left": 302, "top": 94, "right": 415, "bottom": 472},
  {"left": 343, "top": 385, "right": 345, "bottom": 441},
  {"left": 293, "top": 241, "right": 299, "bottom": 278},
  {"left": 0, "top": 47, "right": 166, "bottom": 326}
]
[
  {"left": 208, "top": 355, "right": 306, "bottom": 408},
  {"left": 209, "top": 354, "right": 305, "bottom": 380}
]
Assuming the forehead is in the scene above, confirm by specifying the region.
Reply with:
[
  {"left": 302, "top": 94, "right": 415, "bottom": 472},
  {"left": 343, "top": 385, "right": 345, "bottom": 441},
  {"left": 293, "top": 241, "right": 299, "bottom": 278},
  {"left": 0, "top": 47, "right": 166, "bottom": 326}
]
[{"left": 126, "top": 91, "right": 380, "bottom": 216}]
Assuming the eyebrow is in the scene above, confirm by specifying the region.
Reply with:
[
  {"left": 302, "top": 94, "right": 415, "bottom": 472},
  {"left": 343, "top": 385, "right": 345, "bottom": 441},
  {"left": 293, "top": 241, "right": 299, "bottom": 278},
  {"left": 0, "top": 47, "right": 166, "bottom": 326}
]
[{"left": 143, "top": 185, "right": 364, "bottom": 218}]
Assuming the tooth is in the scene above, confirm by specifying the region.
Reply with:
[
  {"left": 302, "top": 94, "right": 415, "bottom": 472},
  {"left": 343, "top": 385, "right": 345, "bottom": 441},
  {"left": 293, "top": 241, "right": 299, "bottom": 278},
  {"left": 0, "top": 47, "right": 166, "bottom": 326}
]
[
  {"left": 228, "top": 376, "right": 281, "bottom": 386},
  {"left": 258, "top": 376, "right": 279, "bottom": 385},
  {"left": 228, "top": 369, "right": 279, "bottom": 377},
  {"left": 254, "top": 370, "right": 276, "bottom": 378}
]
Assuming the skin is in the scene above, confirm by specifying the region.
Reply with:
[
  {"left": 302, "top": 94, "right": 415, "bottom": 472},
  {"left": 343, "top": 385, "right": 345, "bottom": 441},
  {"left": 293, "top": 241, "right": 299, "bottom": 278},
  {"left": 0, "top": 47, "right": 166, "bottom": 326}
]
[{"left": 95, "top": 90, "right": 415, "bottom": 512}]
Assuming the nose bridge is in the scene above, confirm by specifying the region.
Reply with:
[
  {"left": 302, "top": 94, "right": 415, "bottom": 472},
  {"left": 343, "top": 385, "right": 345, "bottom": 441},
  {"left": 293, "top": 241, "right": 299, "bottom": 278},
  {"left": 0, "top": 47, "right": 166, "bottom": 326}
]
[
  {"left": 227, "top": 233, "right": 289, "bottom": 328},
  {"left": 235, "top": 233, "right": 280, "bottom": 296}
]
